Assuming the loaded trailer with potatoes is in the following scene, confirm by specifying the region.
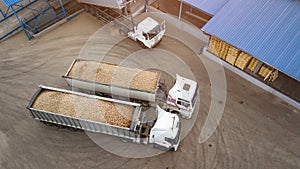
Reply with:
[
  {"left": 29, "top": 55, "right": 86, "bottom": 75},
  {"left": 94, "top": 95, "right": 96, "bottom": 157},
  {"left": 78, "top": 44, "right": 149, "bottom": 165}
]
[
  {"left": 62, "top": 59, "right": 198, "bottom": 119},
  {"left": 27, "top": 85, "right": 181, "bottom": 150}
]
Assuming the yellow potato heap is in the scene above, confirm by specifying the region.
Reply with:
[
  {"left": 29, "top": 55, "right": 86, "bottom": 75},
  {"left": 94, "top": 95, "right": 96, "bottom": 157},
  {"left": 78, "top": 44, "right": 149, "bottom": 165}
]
[
  {"left": 32, "top": 90, "right": 134, "bottom": 128},
  {"left": 68, "top": 60, "right": 160, "bottom": 92}
]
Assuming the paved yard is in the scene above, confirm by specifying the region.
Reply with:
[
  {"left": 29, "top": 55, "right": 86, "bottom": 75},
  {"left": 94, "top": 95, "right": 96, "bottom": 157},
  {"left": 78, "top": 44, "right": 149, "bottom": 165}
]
[{"left": 0, "top": 12, "right": 299, "bottom": 169}]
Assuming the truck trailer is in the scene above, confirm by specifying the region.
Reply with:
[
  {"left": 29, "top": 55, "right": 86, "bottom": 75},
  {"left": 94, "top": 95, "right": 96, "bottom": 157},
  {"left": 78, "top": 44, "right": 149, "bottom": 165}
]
[
  {"left": 27, "top": 85, "right": 181, "bottom": 150},
  {"left": 62, "top": 59, "right": 198, "bottom": 119}
]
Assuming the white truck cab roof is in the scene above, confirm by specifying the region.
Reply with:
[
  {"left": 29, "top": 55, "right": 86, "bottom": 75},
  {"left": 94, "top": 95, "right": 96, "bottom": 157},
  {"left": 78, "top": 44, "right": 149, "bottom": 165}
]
[
  {"left": 149, "top": 106, "right": 180, "bottom": 150},
  {"left": 137, "top": 17, "right": 160, "bottom": 33},
  {"left": 152, "top": 106, "right": 179, "bottom": 132},
  {"left": 169, "top": 74, "right": 198, "bottom": 102}
]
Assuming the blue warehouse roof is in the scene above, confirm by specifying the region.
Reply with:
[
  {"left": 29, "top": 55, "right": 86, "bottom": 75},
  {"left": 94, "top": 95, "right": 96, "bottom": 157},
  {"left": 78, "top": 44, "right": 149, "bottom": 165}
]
[
  {"left": 2, "top": 0, "right": 22, "bottom": 7},
  {"left": 202, "top": 0, "right": 300, "bottom": 81},
  {"left": 182, "top": 0, "right": 229, "bottom": 16}
]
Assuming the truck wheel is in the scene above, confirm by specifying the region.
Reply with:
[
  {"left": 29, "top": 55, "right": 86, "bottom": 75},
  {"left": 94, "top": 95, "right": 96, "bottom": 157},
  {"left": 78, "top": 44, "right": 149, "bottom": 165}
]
[
  {"left": 169, "top": 147, "right": 175, "bottom": 151},
  {"left": 152, "top": 39, "right": 162, "bottom": 48},
  {"left": 119, "top": 27, "right": 128, "bottom": 36},
  {"left": 141, "top": 101, "right": 150, "bottom": 107},
  {"left": 138, "top": 40, "right": 147, "bottom": 49},
  {"left": 67, "top": 127, "right": 79, "bottom": 132},
  {"left": 121, "top": 138, "right": 133, "bottom": 143},
  {"left": 96, "top": 92, "right": 112, "bottom": 98},
  {"left": 41, "top": 121, "right": 54, "bottom": 126},
  {"left": 153, "top": 144, "right": 168, "bottom": 151},
  {"left": 119, "top": 29, "right": 126, "bottom": 36}
]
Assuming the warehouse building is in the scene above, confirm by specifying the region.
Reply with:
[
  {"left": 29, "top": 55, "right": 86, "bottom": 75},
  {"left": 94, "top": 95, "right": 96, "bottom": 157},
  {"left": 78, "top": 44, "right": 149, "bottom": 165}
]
[
  {"left": 202, "top": 0, "right": 300, "bottom": 81},
  {"left": 180, "top": 0, "right": 300, "bottom": 102},
  {"left": 178, "top": 0, "right": 229, "bottom": 16}
]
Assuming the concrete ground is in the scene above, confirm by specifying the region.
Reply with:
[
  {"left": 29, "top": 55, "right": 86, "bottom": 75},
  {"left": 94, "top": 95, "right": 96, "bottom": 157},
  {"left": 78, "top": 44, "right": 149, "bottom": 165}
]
[{"left": 0, "top": 11, "right": 299, "bottom": 169}]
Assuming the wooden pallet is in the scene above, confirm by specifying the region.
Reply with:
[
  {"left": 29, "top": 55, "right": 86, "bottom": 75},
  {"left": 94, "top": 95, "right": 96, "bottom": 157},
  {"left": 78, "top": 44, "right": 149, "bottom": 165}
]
[
  {"left": 218, "top": 41, "right": 230, "bottom": 60},
  {"left": 226, "top": 46, "right": 240, "bottom": 65},
  {"left": 208, "top": 36, "right": 220, "bottom": 55},
  {"left": 247, "top": 57, "right": 259, "bottom": 72},
  {"left": 258, "top": 64, "right": 274, "bottom": 79},
  {"left": 234, "top": 52, "right": 252, "bottom": 70}
]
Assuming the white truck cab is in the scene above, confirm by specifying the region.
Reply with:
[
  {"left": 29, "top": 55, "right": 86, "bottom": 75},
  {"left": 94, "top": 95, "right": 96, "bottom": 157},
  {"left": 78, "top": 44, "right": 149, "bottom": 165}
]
[
  {"left": 166, "top": 74, "right": 198, "bottom": 119},
  {"left": 149, "top": 106, "right": 180, "bottom": 151},
  {"left": 128, "top": 17, "right": 166, "bottom": 48}
]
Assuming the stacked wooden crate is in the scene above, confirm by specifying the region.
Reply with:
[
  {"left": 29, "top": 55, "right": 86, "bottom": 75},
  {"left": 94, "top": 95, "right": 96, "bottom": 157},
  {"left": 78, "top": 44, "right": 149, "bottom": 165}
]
[
  {"left": 207, "top": 36, "right": 279, "bottom": 81},
  {"left": 208, "top": 36, "right": 220, "bottom": 55},
  {"left": 234, "top": 52, "right": 253, "bottom": 70},
  {"left": 226, "top": 46, "right": 240, "bottom": 65},
  {"left": 269, "top": 70, "right": 278, "bottom": 82},
  {"left": 247, "top": 57, "right": 259, "bottom": 72},
  {"left": 258, "top": 64, "right": 274, "bottom": 80},
  {"left": 218, "top": 41, "right": 230, "bottom": 60}
]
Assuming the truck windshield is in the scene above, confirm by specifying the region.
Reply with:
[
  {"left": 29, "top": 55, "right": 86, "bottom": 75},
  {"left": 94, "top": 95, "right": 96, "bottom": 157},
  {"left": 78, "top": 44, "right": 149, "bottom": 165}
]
[
  {"left": 177, "top": 98, "right": 190, "bottom": 108},
  {"left": 165, "top": 121, "right": 181, "bottom": 144},
  {"left": 177, "top": 100, "right": 190, "bottom": 108}
]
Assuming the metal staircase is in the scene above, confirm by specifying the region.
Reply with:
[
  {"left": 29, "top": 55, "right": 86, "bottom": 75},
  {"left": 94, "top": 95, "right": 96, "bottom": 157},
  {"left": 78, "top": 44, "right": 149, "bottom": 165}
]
[{"left": 0, "top": 0, "right": 81, "bottom": 41}]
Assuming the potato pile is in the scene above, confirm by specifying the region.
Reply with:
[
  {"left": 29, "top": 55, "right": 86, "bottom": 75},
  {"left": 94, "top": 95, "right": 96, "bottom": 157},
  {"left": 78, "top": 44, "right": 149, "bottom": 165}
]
[
  {"left": 68, "top": 60, "right": 160, "bottom": 92},
  {"left": 32, "top": 90, "right": 134, "bottom": 127}
]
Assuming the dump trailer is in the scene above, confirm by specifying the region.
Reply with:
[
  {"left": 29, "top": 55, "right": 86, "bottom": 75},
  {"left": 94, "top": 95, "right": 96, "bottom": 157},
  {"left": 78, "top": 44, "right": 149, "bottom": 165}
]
[
  {"left": 27, "top": 85, "right": 181, "bottom": 150},
  {"left": 62, "top": 59, "right": 198, "bottom": 119}
]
